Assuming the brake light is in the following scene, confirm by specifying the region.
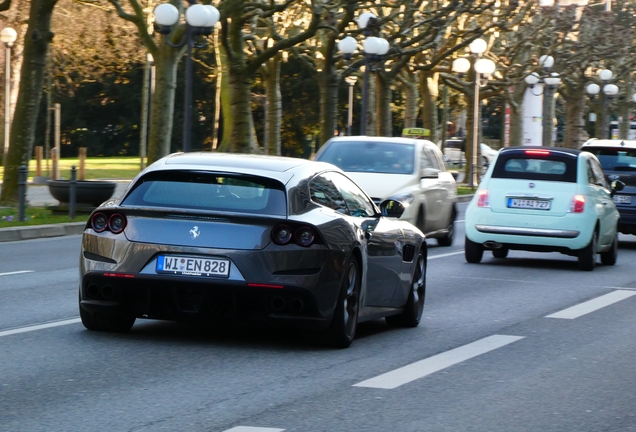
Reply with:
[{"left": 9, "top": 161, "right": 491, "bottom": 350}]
[
  {"left": 569, "top": 195, "right": 585, "bottom": 213},
  {"left": 477, "top": 190, "right": 490, "bottom": 207},
  {"left": 271, "top": 224, "right": 316, "bottom": 247},
  {"left": 91, "top": 212, "right": 127, "bottom": 234},
  {"left": 525, "top": 150, "right": 550, "bottom": 156}
]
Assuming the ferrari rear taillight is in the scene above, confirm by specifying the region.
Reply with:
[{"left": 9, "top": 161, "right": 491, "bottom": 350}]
[
  {"left": 272, "top": 224, "right": 316, "bottom": 247},
  {"left": 477, "top": 190, "right": 490, "bottom": 208},
  {"left": 569, "top": 195, "right": 586, "bottom": 213},
  {"left": 91, "top": 212, "right": 127, "bottom": 234},
  {"left": 91, "top": 213, "right": 108, "bottom": 232}
]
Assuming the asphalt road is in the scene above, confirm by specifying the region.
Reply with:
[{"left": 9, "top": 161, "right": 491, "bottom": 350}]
[{"left": 2, "top": 203, "right": 636, "bottom": 431}]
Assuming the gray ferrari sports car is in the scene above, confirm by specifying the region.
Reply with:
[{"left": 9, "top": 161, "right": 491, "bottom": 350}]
[{"left": 79, "top": 153, "right": 427, "bottom": 348}]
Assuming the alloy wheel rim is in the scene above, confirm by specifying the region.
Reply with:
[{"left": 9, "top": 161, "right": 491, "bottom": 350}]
[
  {"left": 342, "top": 263, "right": 358, "bottom": 337},
  {"left": 411, "top": 255, "right": 425, "bottom": 315}
]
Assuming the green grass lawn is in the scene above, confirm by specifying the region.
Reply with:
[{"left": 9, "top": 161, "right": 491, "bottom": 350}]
[
  {"left": 0, "top": 206, "right": 88, "bottom": 227},
  {"left": 0, "top": 156, "right": 143, "bottom": 181}
]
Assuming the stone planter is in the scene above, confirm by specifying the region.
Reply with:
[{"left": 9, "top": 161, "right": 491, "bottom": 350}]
[{"left": 47, "top": 180, "right": 117, "bottom": 207}]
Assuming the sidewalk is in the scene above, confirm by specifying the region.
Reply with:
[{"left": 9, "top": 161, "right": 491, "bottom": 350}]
[{"left": 0, "top": 180, "right": 131, "bottom": 242}]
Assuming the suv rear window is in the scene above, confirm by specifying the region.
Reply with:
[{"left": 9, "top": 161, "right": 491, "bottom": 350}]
[
  {"left": 121, "top": 171, "right": 287, "bottom": 215},
  {"left": 492, "top": 153, "right": 578, "bottom": 182},
  {"left": 583, "top": 146, "right": 636, "bottom": 171}
]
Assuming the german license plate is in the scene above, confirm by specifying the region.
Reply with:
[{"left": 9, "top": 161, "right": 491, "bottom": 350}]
[
  {"left": 613, "top": 195, "right": 632, "bottom": 204},
  {"left": 507, "top": 198, "right": 551, "bottom": 210},
  {"left": 156, "top": 256, "right": 230, "bottom": 277}
]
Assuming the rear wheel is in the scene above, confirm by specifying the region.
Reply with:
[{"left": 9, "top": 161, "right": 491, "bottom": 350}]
[
  {"left": 385, "top": 251, "right": 426, "bottom": 328},
  {"left": 578, "top": 230, "right": 598, "bottom": 271},
  {"left": 325, "top": 257, "right": 360, "bottom": 348},
  {"left": 79, "top": 291, "right": 136, "bottom": 332},
  {"left": 492, "top": 248, "right": 509, "bottom": 259},
  {"left": 437, "top": 209, "right": 456, "bottom": 247},
  {"left": 600, "top": 233, "right": 618, "bottom": 266},
  {"left": 465, "top": 236, "right": 483, "bottom": 263}
]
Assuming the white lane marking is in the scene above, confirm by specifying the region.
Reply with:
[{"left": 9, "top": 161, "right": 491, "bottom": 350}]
[
  {"left": 428, "top": 251, "right": 464, "bottom": 259},
  {"left": 0, "top": 318, "right": 81, "bottom": 338},
  {"left": 353, "top": 334, "right": 524, "bottom": 390},
  {"left": 456, "top": 219, "right": 465, "bottom": 223},
  {"left": 223, "top": 428, "right": 285, "bottom": 432},
  {"left": 546, "top": 290, "right": 636, "bottom": 320},
  {"left": 0, "top": 270, "right": 34, "bottom": 277}
]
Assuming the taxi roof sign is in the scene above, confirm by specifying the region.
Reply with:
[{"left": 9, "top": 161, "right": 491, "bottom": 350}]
[{"left": 402, "top": 127, "right": 430, "bottom": 137}]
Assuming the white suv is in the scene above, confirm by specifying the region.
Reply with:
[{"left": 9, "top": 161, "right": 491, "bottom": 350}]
[{"left": 315, "top": 136, "right": 458, "bottom": 246}]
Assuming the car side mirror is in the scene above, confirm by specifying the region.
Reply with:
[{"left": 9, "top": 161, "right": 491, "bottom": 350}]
[
  {"left": 421, "top": 167, "right": 439, "bottom": 178},
  {"left": 380, "top": 199, "right": 405, "bottom": 219},
  {"left": 611, "top": 180, "right": 625, "bottom": 196}
]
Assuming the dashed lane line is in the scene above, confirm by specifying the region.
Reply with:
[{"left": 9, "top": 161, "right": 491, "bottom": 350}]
[
  {"left": 0, "top": 270, "right": 34, "bottom": 277},
  {"left": 546, "top": 290, "right": 636, "bottom": 320},
  {"left": 0, "top": 318, "right": 81, "bottom": 338},
  {"left": 353, "top": 334, "right": 525, "bottom": 390}
]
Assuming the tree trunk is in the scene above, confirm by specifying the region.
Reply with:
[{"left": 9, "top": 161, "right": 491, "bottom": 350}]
[
  {"left": 563, "top": 91, "right": 588, "bottom": 149},
  {"left": 318, "top": 67, "right": 338, "bottom": 148},
  {"left": 217, "top": 44, "right": 233, "bottom": 152},
  {"left": 420, "top": 72, "right": 439, "bottom": 143},
  {"left": 363, "top": 73, "right": 376, "bottom": 135},
  {"left": 146, "top": 45, "right": 181, "bottom": 163},
  {"left": 376, "top": 73, "right": 392, "bottom": 136},
  {"left": 402, "top": 71, "right": 418, "bottom": 129},
  {"left": 264, "top": 55, "right": 281, "bottom": 155},
  {"left": 1, "top": 0, "right": 57, "bottom": 205}
]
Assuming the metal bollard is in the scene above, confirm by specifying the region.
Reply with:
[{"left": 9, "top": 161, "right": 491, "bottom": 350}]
[
  {"left": 18, "top": 165, "right": 27, "bottom": 222},
  {"left": 69, "top": 166, "right": 77, "bottom": 220}
]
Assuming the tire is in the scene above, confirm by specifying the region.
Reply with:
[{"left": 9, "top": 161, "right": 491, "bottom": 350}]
[
  {"left": 578, "top": 230, "right": 598, "bottom": 271},
  {"left": 79, "top": 292, "right": 136, "bottom": 332},
  {"left": 492, "top": 248, "right": 509, "bottom": 259},
  {"left": 416, "top": 208, "right": 425, "bottom": 234},
  {"left": 385, "top": 251, "right": 426, "bottom": 328},
  {"left": 600, "top": 234, "right": 618, "bottom": 266},
  {"left": 465, "top": 236, "right": 483, "bottom": 263},
  {"left": 325, "top": 257, "right": 360, "bottom": 348},
  {"left": 437, "top": 209, "right": 456, "bottom": 247}
]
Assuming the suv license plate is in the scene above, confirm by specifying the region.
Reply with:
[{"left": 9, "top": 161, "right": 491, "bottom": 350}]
[
  {"left": 507, "top": 198, "right": 551, "bottom": 210},
  {"left": 613, "top": 195, "right": 632, "bottom": 204},
  {"left": 156, "top": 256, "right": 230, "bottom": 277}
]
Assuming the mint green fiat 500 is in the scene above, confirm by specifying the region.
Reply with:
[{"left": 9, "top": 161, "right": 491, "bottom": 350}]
[{"left": 465, "top": 147, "right": 623, "bottom": 271}]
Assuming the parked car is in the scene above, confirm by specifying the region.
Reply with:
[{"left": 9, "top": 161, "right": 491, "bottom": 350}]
[
  {"left": 315, "top": 136, "right": 457, "bottom": 246},
  {"left": 79, "top": 153, "right": 427, "bottom": 348},
  {"left": 580, "top": 138, "right": 636, "bottom": 235},
  {"left": 442, "top": 140, "right": 498, "bottom": 174},
  {"left": 464, "top": 146, "right": 622, "bottom": 271}
]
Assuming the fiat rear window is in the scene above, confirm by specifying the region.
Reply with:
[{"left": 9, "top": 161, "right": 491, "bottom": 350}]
[
  {"left": 492, "top": 153, "right": 577, "bottom": 182},
  {"left": 121, "top": 171, "right": 287, "bottom": 215}
]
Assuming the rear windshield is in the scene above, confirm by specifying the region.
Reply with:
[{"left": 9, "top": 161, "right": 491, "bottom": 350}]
[
  {"left": 121, "top": 171, "right": 287, "bottom": 215},
  {"left": 583, "top": 146, "right": 636, "bottom": 171},
  {"left": 492, "top": 153, "right": 577, "bottom": 182},
  {"left": 317, "top": 140, "right": 415, "bottom": 174}
]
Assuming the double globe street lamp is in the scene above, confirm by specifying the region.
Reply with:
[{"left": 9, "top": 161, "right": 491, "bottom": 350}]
[
  {"left": 524, "top": 55, "right": 561, "bottom": 146},
  {"left": 452, "top": 38, "right": 496, "bottom": 188},
  {"left": 337, "top": 12, "right": 389, "bottom": 135},
  {"left": 153, "top": 3, "right": 220, "bottom": 152},
  {"left": 585, "top": 69, "right": 618, "bottom": 140}
]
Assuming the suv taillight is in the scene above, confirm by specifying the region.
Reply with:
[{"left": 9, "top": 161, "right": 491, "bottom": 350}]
[
  {"left": 568, "top": 195, "right": 585, "bottom": 213},
  {"left": 477, "top": 190, "right": 490, "bottom": 208}
]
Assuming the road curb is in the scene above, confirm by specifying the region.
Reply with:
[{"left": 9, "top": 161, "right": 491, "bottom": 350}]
[
  {"left": 457, "top": 194, "right": 474, "bottom": 203},
  {"left": 0, "top": 222, "right": 85, "bottom": 242}
]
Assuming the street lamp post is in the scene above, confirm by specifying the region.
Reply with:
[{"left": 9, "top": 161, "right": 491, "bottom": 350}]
[
  {"left": 1, "top": 27, "right": 16, "bottom": 170},
  {"left": 344, "top": 76, "right": 357, "bottom": 136},
  {"left": 586, "top": 69, "right": 618, "bottom": 139},
  {"left": 153, "top": 3, "right": 219, "bottom": 152},
  {"left": 337, "top": 12, "right": 389, "bottom": 136},
  {"left": 524, "top": 55, "right": 562, "bottom": 146},
  {"left": 452, "top": 38, "right": 495, "bottom": 188}
]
